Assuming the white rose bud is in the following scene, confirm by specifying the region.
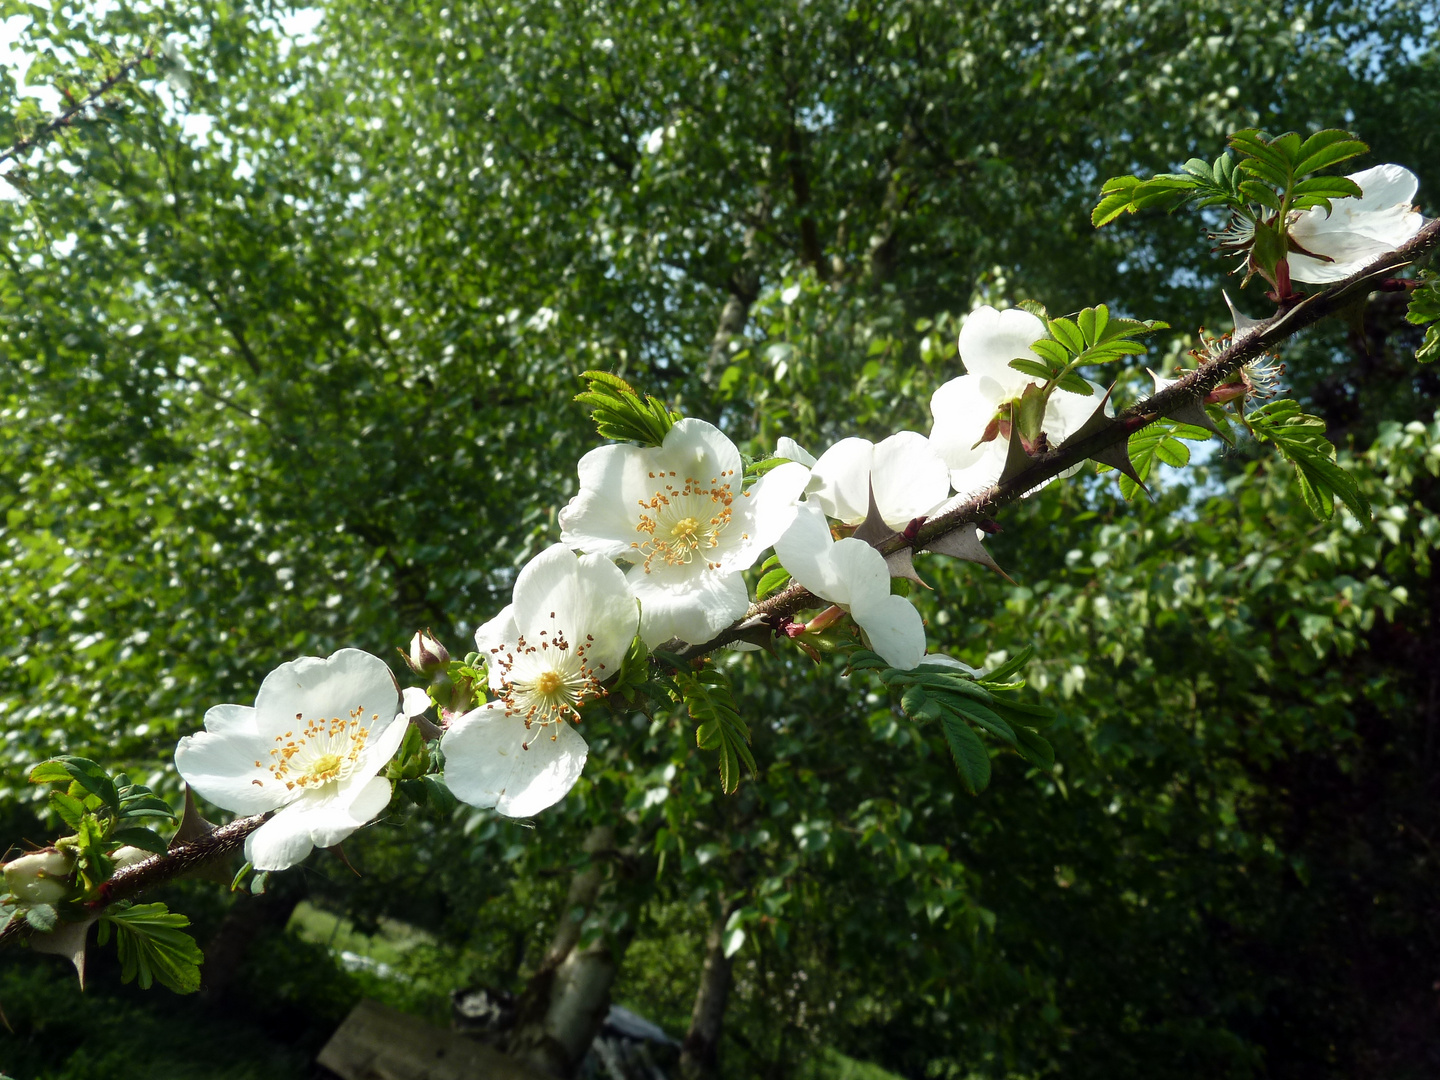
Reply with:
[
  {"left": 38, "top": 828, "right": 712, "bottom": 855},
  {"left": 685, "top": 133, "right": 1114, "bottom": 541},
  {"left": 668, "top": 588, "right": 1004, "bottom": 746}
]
[
  {"left": 110, "top": 846, "right": 151, "bottom": 870},
  {"left": 404, "top": 630, "right": 451, "bottom": 676},
  {"left": 3, "top": 849, "right": 75, "bottom": 905}
]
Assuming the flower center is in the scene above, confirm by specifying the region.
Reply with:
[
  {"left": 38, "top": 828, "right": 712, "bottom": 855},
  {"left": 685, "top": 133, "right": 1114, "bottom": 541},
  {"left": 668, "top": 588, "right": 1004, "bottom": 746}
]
[
  {"left": 263, "top": 707, "right": 376, "bottom": 792},
  {"left": 485, "top": 615, "right": 610, "bottom": 743},
  {"left": 631, "top": 470, "right": 743, "bottom": 573},
  {"left": 305, "top": 753, "right": 344, "bottom": 783}
]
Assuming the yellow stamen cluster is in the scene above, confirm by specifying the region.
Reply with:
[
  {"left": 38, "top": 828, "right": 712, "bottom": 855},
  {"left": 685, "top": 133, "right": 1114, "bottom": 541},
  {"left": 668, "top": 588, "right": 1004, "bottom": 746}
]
[
  {"left": 260, "top": 706, "right": 374, "bottom": 791},
  {"left": 631, "top": 469, "right": 743, "bottom": 572},
  {"left": 486, "top": 613, "right": 607, "bottom": 746}
]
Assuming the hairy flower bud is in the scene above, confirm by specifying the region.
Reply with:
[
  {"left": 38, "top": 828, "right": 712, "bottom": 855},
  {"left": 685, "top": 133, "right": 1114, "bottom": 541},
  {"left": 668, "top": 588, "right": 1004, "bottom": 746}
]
[
  {"left": 3, "top": 849, "right": 75, "bottom": 905},
  {"left": 403, "top": 630, "right": 451, "bottom": 675}
]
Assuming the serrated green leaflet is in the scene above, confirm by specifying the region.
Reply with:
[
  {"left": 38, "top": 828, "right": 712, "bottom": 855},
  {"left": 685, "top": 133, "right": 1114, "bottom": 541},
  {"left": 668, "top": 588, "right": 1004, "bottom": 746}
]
[
  {"left": 941, "top": 715, "right": 991, "bottom": 794},
  {"left": 756, "top": 566, "right": 791, "bottom": 600},
  {"left": 1111, "top": 420, "right": 1213, "bottom": 500},
  {"left": 1406, "top": 272, "right": 1440, "bottom": 363}
]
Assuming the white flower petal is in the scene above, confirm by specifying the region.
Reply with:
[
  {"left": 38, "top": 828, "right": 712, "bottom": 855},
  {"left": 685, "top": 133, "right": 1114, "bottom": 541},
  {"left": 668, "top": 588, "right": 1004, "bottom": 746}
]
[
  {"left": 945, "top": 438, "right": 1008, "bottom": 497},
  {"left": 929, "top": 373, "right": 999, "bottom": 479},
  {"left": 825, "top": 537, "right": 891, "bottom": 611},
  {"left": 442, "top": 704, "right": 589, "bottom": 817},
  {"left": 1041, "top": 381, "right": 1109, "bottom": 446},
  {"left": 174, "top": 721, "right": 284, "bottom": 816},
  {"left": 559, "top": 443, "right": 657, "bottom": 560},
  {"left": 401, "top": 686, "right": 431, "bottom": 718},
  {"left": 306, "top": 775, "right": 394, "bottom": 846},
  {"left": 715, "top": 459, "right": 809, "bottom": 575},
  {"left": 775, "top": 436, "right": 817, "bottom": 468},
  {"left": 660, "top": 417, "right": 744, "bottom": 484},
  {"left": 253, "top": 649, "right": 400, "bottom": 742},
  {"left": 247, "top": 774, "right": 394, "bottom": 871},
  {"left": 774, "top": 502, "right": 851, "bottom": 606},
  {"left": 870, "top": 431, "right": 951, "bottom": 529},
  {"left": 958, "top": 306, "right": 1046, "bottom": 394},
  {"left": 808, "top": 437, "right": 875, "bottom": 524},
  {"left": 474, "top": 604, "right": 518, "bottom": 659},
  {"left": 202, "top": 703, "right": 258, "bottom": 737},
  {"left": 352, "top": 709, "right": 411, "bottom": 779},
  {"left": 850, "top": 592, "right": 926, "bottom": 670},
  {"left": 245, "top": 810, "right": 318, "bottom": 871},
  {"left": 508, "top": 544, "right": 639, "bottom": 673},
  {"left": 629, "top": 564, "right": 749, "bottom": 646}
]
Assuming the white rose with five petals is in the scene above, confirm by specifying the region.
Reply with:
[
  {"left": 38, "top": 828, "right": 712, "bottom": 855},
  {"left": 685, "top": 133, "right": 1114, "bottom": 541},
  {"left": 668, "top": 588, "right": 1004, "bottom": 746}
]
[
  {"left": 559, "top": 419, "right": 809, "bottom": 647},
  {"left": 175, "top": 649, "right": 426, "bottom": 871},
  {"left": 441, "top": 544, "right": 638, "bottom": 818}
]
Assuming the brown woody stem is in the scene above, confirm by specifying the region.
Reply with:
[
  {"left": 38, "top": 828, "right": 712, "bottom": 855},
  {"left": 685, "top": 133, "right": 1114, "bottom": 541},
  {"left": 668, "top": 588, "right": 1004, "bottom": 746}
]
[
  {"left": 4, "top": 224, "right": 1436, "bottom": 940},
  {"left": 678, "top": 217, "right": 1440, "bottom": 659}
]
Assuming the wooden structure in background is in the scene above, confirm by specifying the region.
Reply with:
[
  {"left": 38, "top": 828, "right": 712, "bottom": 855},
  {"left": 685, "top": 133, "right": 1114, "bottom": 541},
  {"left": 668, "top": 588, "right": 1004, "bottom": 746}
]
[{"left": 318, "top": 999, "right": 548, "bottom": 1080}]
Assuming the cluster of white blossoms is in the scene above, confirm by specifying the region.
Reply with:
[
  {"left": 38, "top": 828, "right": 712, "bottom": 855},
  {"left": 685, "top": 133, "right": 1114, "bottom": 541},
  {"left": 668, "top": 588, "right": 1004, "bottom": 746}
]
[{"left": 169, "top": 165, "right": 1425, "bottom": 869}]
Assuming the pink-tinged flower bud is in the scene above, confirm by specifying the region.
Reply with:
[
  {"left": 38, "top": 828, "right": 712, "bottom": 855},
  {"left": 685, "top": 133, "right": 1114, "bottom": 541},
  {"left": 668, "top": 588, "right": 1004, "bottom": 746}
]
[
  {"left": 403, "top": 630, "right": 451, "bottom": 675},
  {"left": 3, "top": 849, "right": 74, "bottom": 905}
]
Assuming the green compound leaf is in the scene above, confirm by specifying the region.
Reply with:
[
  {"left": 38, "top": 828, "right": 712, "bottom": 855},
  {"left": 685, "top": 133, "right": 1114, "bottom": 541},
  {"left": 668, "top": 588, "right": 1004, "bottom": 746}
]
[
  {"left": 1248, "top": 400, "right": 1371, "bottom": 522},
  {"left": 29, "top": 757, "right": 119, "bottom": 814},
  {"left": 574, "top": 370, "right": 682, "bottom": 447},
  {"left": 1110, "top": 420, "right": 1213, "bottom": 500},
  {"left": 886, "top": 658, "right": 1054, "bottom": 790},
  {"left": 98, "top": 902, "right": 203, "bottom": 994},
  {"left": 674, "top": 667, "right": 756, "bottom": 794}
]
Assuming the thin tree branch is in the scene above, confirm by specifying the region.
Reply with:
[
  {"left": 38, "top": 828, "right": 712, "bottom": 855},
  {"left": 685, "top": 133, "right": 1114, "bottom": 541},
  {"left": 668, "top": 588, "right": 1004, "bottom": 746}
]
[
  {"left": 0, "top": 46, "right": 156, "bottom": 172},
  {"left": 0, "top": 814, "right": 265, "bottom": 949},
  {"left": 678, "top": 219, "right": 1440, "bottom": 658},
  {"left": 3, "top": 228, "right": 1434, "bottom": 941}
]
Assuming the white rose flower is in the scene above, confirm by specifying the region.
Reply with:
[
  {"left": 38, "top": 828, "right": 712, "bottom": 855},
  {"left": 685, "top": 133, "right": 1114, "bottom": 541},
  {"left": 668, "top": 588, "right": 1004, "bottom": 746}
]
[
  {"left": 1288, "top": 164, "right": 1423, "bottom": 284},
  {"left": 175, "top": 649, "right": 423, "bottom": 871},
  {"left": 441, "top": 544, "right": 638, "bottom": 818},
  {"left": 774, "top": 502, "right": 926, "bottom": 669},
  {"left": 928, "top": 306, "right": 1099, "bottom": 495},
  {"left": 559, "top": 418, "right": 809, "bottom": 646},
  {"left": 780, "top": 431, "right": 951, "bottom": 533}
]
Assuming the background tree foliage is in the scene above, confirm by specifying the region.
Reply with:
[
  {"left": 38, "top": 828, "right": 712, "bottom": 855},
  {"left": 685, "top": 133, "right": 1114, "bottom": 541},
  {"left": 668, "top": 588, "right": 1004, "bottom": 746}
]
[{"left": 1, "top": 0, "right": 1438, "bottom": 1077}]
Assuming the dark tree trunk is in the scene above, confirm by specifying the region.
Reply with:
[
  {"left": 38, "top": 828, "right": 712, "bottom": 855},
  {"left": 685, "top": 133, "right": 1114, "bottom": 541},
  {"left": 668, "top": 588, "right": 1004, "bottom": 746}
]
[
  {"left": 679, "top": 900, "right": 738, "bottom": 1080},
  {"left": 200, "top": 883, "right": 304, "bottom": 1003},
  {"left": 504, "top": 824, "right": 652, "bottom": 1079}
]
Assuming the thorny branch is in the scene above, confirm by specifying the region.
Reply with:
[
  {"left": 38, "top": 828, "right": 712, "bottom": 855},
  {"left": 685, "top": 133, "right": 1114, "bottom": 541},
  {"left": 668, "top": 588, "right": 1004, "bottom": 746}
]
[
  {"left": 2, "top": 224, "right": 1436, "bottom": 944},
  {"left": 678, "top": 217, "right": 1440, "bottom": 658}
]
